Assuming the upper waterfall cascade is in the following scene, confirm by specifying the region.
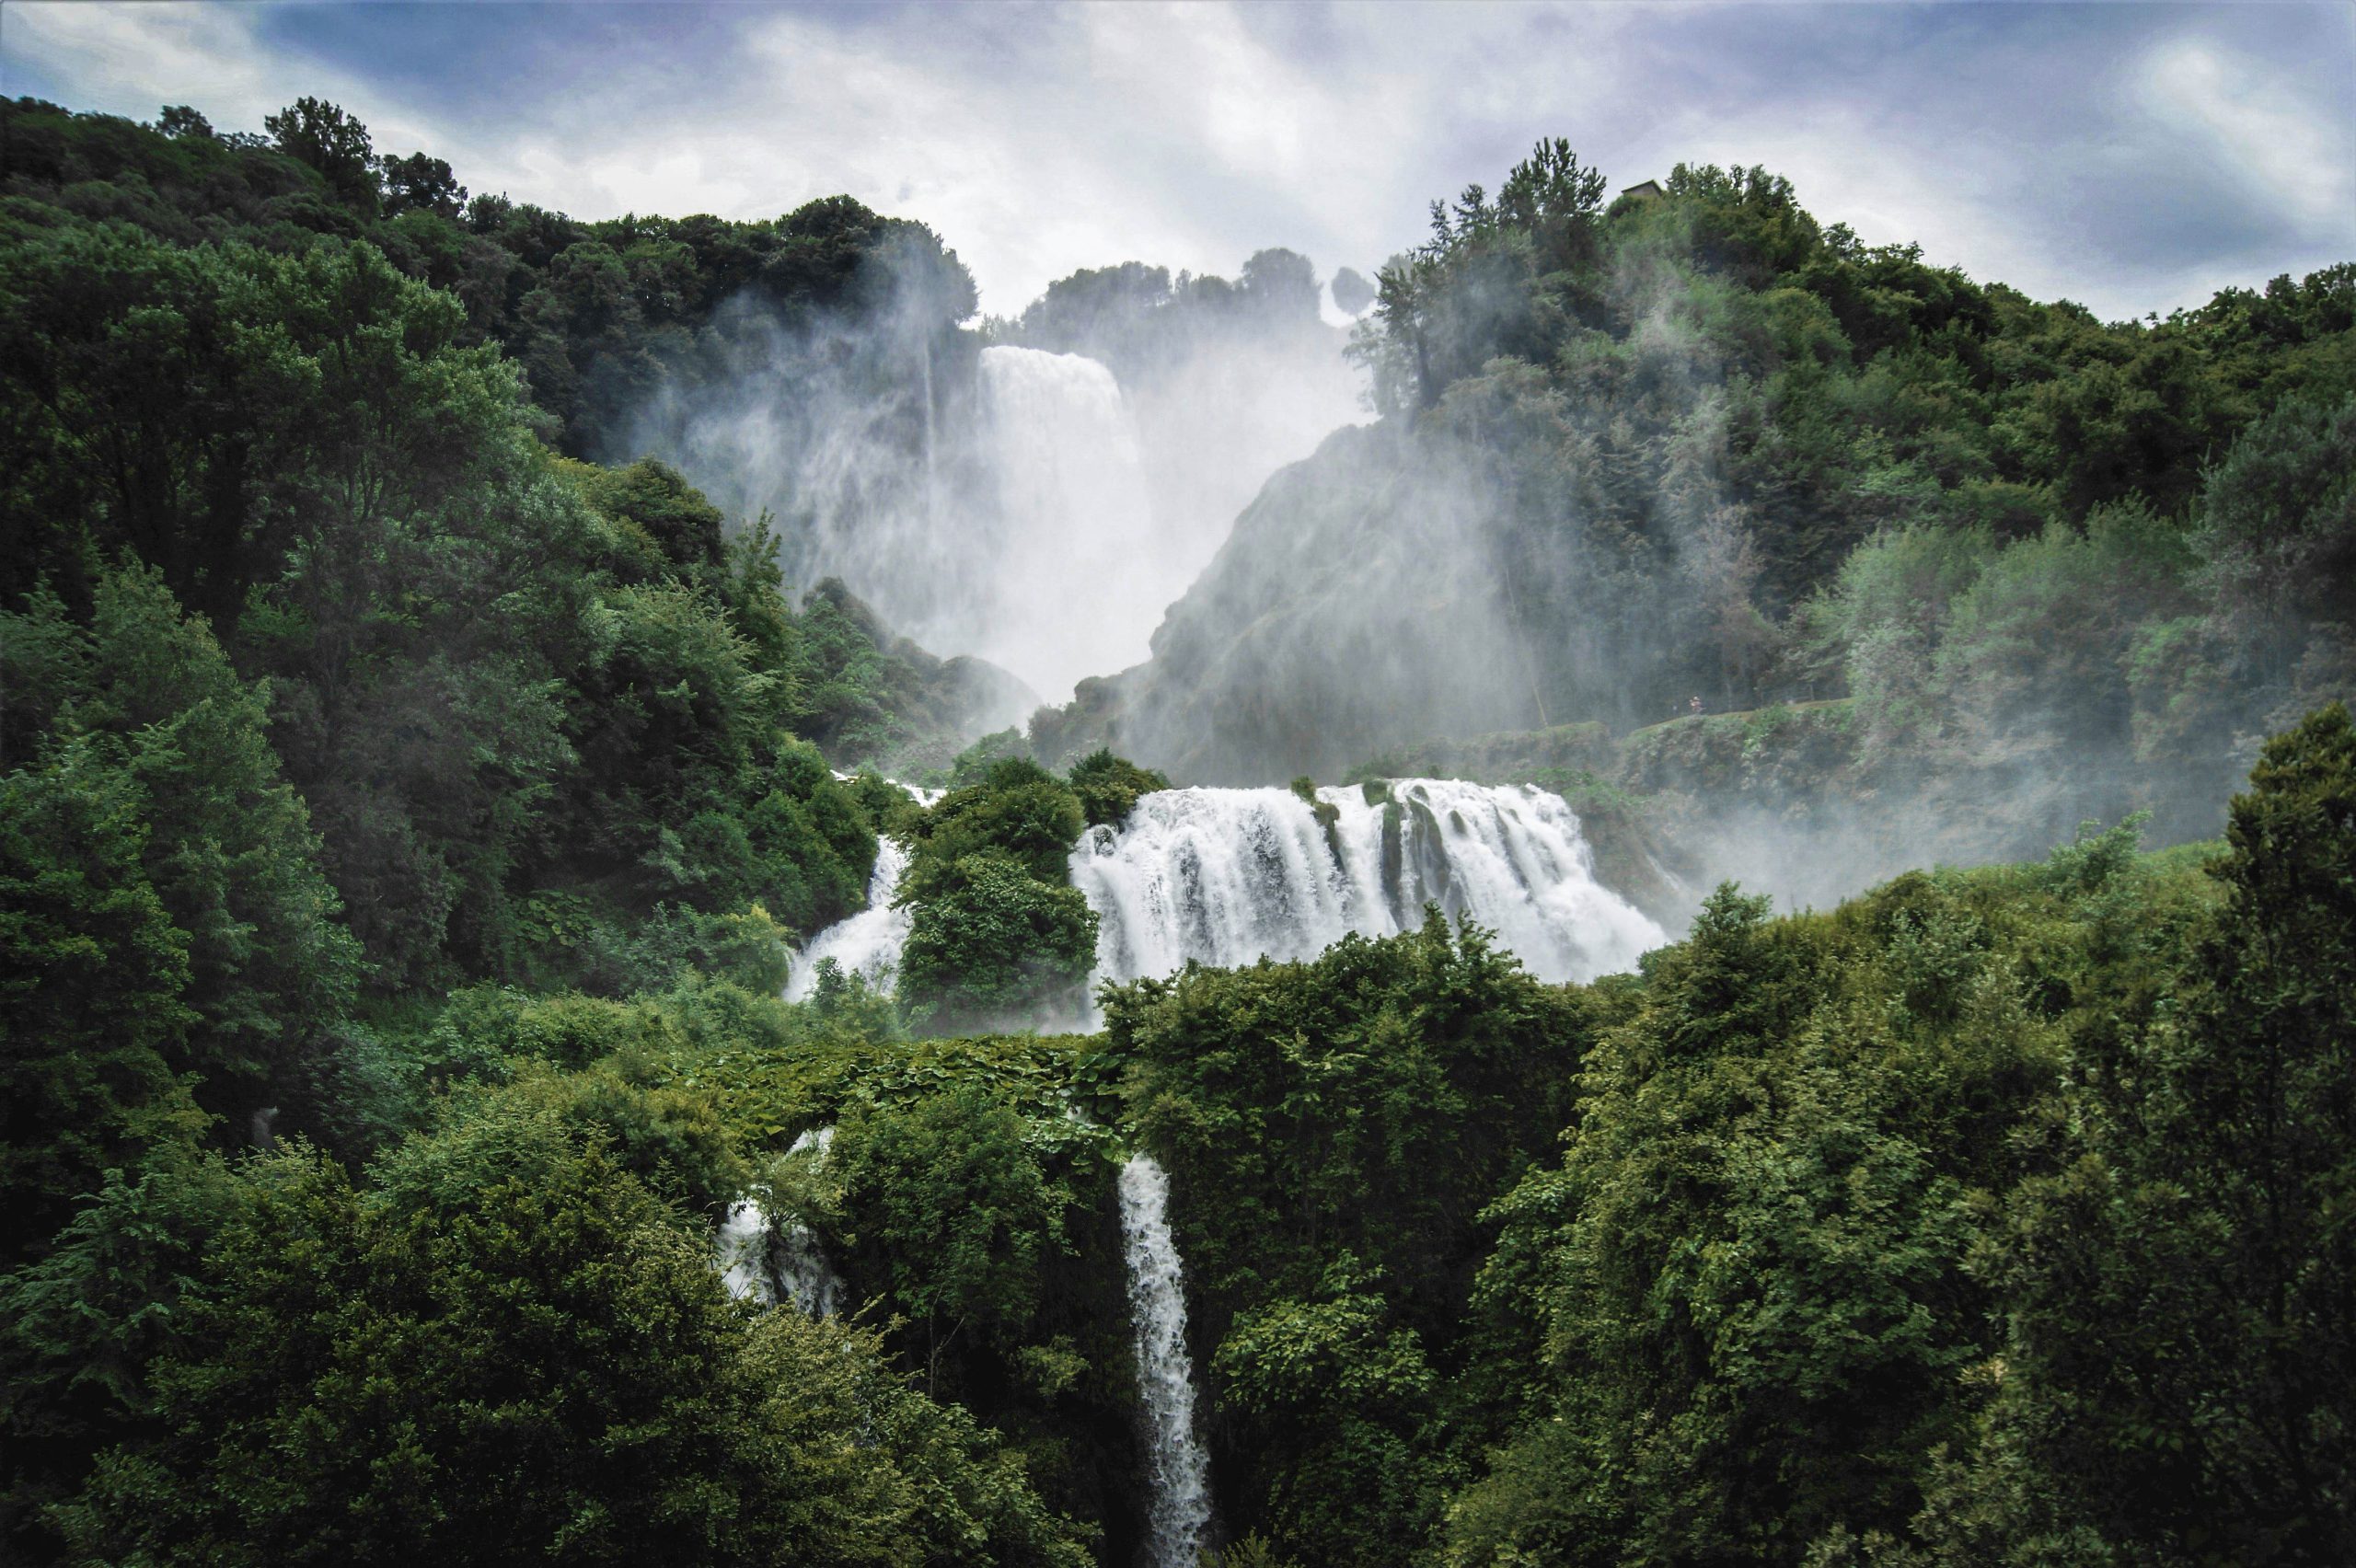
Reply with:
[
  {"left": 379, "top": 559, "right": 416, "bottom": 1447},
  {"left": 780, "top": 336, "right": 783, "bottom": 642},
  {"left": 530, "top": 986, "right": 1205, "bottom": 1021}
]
[
  {"left": 1072, "top": 779, "right": 1665, "bottom": 987},
  {"left": 975, "top": 345, "right": 1162, "bottom": 702},
  {"left": 784, "top": 836, "right": 916, "bottom": 1002}
]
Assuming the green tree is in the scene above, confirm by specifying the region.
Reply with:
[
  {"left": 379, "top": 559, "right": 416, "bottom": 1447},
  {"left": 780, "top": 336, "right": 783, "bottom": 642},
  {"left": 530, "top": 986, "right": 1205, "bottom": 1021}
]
[
  {"left": 1065, "top": 748, "right": 1169, "bottom": 827},
  {"left": 13, "top": 571, "right": 366, "bottom": 1131},
  {"left": 1213, "top": 1261, "right": 1444, "bottom": 1566},
  {"left": 378, "top": 151, "right": 465, "bottom": 219},
  {"left": 0, "top": 1155, "right": 238, "bottom": 1556},
  {"left": 0, "top": 745, "right": 202, "bottom": 1265},
  {"left": 60, "top": 1094, "right": 1087, "bottom": 1566},
  {"left": 898, "top": 856, "right": 1098, "bottom": 1032},
  {"left": 831, "top": 1086, "right": 1075, "bottom": 1391},
  {"left": 262, "top": 97, "right": 379, "bottom": 210},
  {"left": 1944, "top": 705, "right": 2356, "bottom": 1564},
  {"left": 154, "top": 105, "right": 213, "bottom": 141},
  {"left": 2196, "top": 393, "right": 2356, "bottom": 689}
]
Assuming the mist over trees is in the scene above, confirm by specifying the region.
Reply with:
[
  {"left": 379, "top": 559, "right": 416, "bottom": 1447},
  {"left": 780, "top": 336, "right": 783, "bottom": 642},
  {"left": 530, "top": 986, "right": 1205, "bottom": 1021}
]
[
  {"left": 2, "top": 89, "right": 2352, "bottom": 1568},
  {"left": 1018, "top": 139, "right": 2351, "bottom": 910}
]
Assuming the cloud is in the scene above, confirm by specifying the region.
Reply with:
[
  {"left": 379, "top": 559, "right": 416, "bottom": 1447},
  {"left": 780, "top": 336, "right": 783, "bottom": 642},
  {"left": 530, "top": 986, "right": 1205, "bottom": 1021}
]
[
  {"left": 2138, "top": 34, "right": 2350, "bottom": 230},
  {"left": 6, "top": 1, "right": 2349, "bottom": 320}
]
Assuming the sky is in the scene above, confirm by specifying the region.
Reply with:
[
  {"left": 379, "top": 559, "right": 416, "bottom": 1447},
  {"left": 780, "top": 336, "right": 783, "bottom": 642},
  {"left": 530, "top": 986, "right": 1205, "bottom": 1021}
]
[{"left": 4, "top": 1, "right": 2350, "bottom": 324}]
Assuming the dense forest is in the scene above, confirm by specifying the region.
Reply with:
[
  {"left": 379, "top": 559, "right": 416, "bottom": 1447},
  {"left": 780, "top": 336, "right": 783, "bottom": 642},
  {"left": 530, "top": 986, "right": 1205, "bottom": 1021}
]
[{"left": 3, "top": 93, "right": 2352, "bottom": 1567}]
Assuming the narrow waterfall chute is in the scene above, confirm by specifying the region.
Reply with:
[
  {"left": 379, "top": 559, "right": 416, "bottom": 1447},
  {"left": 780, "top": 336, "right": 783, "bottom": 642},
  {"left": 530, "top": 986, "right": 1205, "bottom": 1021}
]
[
  {"left": 713, "top": 1127, "right": 845, "bottom": 1317},
  {"left": 786, "top": 836, "right": 916, "bottom": 1002},
  {"left": 1118, "top": 1152, "right": 1214, "bottom": 1568}
]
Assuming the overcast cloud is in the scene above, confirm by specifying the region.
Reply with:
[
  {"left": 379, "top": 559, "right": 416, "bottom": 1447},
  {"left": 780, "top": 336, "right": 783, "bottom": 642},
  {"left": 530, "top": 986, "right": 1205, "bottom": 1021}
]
[{"left": 4, "top": 1, "right": 2349, "bottom": 322}]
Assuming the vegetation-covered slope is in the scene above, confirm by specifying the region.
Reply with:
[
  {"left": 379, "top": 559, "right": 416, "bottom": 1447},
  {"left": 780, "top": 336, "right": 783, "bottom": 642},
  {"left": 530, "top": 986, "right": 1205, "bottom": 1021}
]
[{"left": 1039, "top": 147, "right": 2353, "bottom": 845}]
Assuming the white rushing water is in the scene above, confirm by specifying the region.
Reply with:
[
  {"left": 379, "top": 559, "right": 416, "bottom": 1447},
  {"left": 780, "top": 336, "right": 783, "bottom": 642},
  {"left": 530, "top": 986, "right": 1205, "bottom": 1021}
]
[
  {"left": 714, "top": 1128, "right": 844, "bottom": 1316},
  {"left": 781, "top": 779, "right": 1664, "bottom": 1013},
  {"left": 785, "top": 836, "right": 915, "bottom": 1002},
  {"left": 975, "top": 345, "right": 1163, "bottom": 702},
  {"left": 1073, "top": 779, "right": 1665, "bottom": 989},
  {"left": 1118, "top": 1153, "right": 1214, "bottom": 1568}
]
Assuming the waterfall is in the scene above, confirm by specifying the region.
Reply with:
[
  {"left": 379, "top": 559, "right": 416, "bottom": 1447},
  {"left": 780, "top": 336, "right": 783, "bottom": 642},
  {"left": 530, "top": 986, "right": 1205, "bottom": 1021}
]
[
  {"left": 1072, "top": 779, "right": 1666, "bottom": 988},
  {"left": 786, "top": 836, "right": 915, "bottom": 1002},
  {"left": 715, "top": 1200, "right": 775, "bottom": 1301},
  {"left": 714, "top": 1128, "right": 845, "bottom": 1316},
  {"left": 784, "top": 779, "right": 1664, "bottom": 1014},
  {"left": 976, "top": 345, "right": 1162, "bottom": 702},
  {"left": 1119, "top": 1153, "right": 1214, "bottom": 1568}
]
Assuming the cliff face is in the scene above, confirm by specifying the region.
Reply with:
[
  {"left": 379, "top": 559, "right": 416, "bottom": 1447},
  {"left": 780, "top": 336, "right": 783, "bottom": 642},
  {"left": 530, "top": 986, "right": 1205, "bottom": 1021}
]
[
  {"left": 798, "top": 580, "right": 1039, "bottom": 776},
  {"left": 1034, "top": 421, "right": 1550, "bottom": 782}
]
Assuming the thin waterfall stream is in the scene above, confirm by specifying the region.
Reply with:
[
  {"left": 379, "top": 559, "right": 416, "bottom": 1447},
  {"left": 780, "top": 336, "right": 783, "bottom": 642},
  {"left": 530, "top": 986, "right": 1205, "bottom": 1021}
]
[
  {"left": 1119, "top": 1152, "right": 1214, "bottom": 1568},
  {"left": 714, "top": 1127, "right": 845, "bottom": 1316}
]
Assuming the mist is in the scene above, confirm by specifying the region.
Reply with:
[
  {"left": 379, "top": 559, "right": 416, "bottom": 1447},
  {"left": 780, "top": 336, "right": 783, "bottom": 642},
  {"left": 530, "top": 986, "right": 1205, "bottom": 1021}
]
[
  {"left": 624, "top": 242, "right": 1368, "bottom": 710},
  {"left": 614, "top": 151, "right": 2343, "bottom": 940}
]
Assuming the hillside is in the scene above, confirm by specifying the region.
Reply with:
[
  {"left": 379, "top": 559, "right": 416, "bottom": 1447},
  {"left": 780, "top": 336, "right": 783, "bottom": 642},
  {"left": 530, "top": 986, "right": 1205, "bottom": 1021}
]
[{"left": 1029, "top": 150, "right": 2354, "bottom": 887}]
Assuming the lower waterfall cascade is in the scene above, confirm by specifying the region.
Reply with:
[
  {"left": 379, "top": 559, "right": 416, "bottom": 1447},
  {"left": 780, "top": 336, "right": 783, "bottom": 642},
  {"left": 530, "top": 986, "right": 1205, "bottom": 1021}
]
[
  {"left": 713, "top": 1128, "right": 844, "bottom": 1315},
  {"left": 1071, "top": 778, "right": 1665, "bottom": 989},
  {"left": 1118, "top": 1152, "right": 1215, "bottom": 1568},
  {"left": 785, "top": 836, "right": 916, "bottom": 1002}
]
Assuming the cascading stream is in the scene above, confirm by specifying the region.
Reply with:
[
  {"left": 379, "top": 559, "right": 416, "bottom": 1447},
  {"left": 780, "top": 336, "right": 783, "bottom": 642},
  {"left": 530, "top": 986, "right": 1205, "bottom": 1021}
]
[
  {"left": 1072, "top": 779, "right": 1666, "bottom": 989},
  {"left": 714, "top": 1128, "right": 844, "bottom": 1316},
  {"left": 785, "top": 836, "right": 916, "bottom": 1002},
  {"left": 784, "top": 781, "right": 939, "bottom": 1003},
  {"left": 781, "top": 778, "right": 1666, "bottom": 1013},
  {"left": 1118, "top": 1152, "right": 1214, "bottom": 1568}
]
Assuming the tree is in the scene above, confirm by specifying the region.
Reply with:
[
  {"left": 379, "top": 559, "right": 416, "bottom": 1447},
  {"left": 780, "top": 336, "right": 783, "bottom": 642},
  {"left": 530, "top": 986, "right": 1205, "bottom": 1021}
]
[
  {"left": 155, "top": 105, "right": 213, "bottom": 141},
  {"left": 0, "top": 1156, "right": 238, "bottom": 1556},
  {"left": 0, "top": 745, "right": 202, "bottom": 1266},
  {"left": 1948, "top": 705, "right": 2356, "bottom": 1564},
  {"left": 1330, "top": 267, "right": 1376, "bottom": 317},
  {"left": 2196, "top": 393, "right": 2356, "bottom": 686},
  {"left": 262, "top": 97, "right": 379, "bottom": 209},
  {"left": 379, "top": 151, "right": 466, "bottom": 219},
  {"left": 831, "top": 1086, "right": 1073, "bottom": 1389},
  {"left": 898, "top": 855, "right": 1098, "bottom": 1033},
  {"left": 1239, "top": 248, "right": 1321, "bottom": 323},
  {"left": 1065, "top": 749, "right": 1168, "bottom": 827},
  {"left": 59, "top": 1093, "right": 1088, "bottom": 1566},
  {"left": 31, "top": 571, "right": 364, "bottom": 1131}
]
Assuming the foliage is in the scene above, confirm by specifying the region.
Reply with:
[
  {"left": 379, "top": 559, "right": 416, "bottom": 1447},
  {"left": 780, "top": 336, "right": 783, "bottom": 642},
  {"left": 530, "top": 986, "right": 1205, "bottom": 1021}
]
[
  {"left": 894, "top": 758, "right": 1099, "bottom": 1032},
  {"left": 0, "top": 745, "right": 203, "bottom": 1266},
  {"left": 1067, "top": 748, "right": 1170, "bottom": 827},
  {"left": 1041, "top": 141, "right": 2352, "bottom": 789},
  {"left": 1000, "top": 247, "right": 1331, "bottom": 389},
  {"left": 5, "top": 89, "right": 2354, "bottom": 1568},
  {"left": 899, "top": 856, "right": 1100, "bottom": 1034},
  {"left": 1100, "top": 915, "right": 1591, "bottom": 1557},
  {"left": 52, "top": 1094, "right": 1086, "bottom": 1567},
  {"left": 1892, "top": 704, "right": 2356, "bottom": 1566},
  {"left": 830, "top": 1085, "right": 1077, "bottom": 1376}
]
